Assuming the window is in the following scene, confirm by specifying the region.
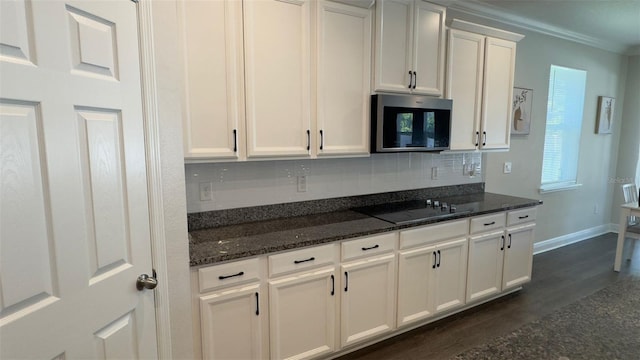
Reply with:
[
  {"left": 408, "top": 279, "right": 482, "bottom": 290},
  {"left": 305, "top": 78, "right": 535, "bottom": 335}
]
[{"left": 540, "top": 65, "right": 587, "bottom": 193}]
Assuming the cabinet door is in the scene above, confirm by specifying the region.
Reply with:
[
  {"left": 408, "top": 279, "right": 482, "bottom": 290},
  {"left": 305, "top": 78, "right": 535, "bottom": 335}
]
[
  {"left": 269, "top": 267, "right": 337, "bottom": 360},
  {"left": 317, "top": 1, "right": 371, "bottom": 156},
  {"left": 411, "top": 1, "right": 445, "bottom": 96},
  {"left": 200, "top": 283, "right": 265, "bottom": 359},
  {"left": 466, "top": 231, "right": 504, "bottom": 302},
  {"left": 446, "top": 29, "right": 484, "bottom": 151},
  {"left": 397, "top": 245, "right": 437, "bottom": 326},
  {"left": 480, "top": 37, "right": 516, "bottom": 149},
  {"left": 433, "top": 238, "right": 468, "bottom": 313},
  {"left": 179, "top": 0, "right": 244, "bottom": 160},
  {"left": 244, "top": 0, "right": 312, "bottom": 158},
  {"left": 341, "top": 254, "right": 396, "bottom": 347},
  {"left": 374, "top": 0, "right": 413, "bottom": 93},
  {"left": 503, "top": 224, "right": 535, "bottom": 290}
]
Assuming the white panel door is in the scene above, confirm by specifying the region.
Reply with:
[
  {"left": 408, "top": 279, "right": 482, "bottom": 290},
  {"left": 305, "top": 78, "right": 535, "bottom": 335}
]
[
  {"left": 269, "top": 267, "right": 336, "bottom": 360},
  {"left": 179, "top": 0, "right": 245, "bottom": 160},
  {"left": 200, "top": 283, "right": 265, "bottom": 360},
  {"left": 412, "top": 0, "right": 445, "bottom": 96},
  {"left": 316, "top": 0, "right": 371, "bottom": 156},
  {"left": 0, "top": 1, "right": 157, "bottom": 358},
  {"left": 244, "top": 0, "right": 312, "bottom": 158},
  {"left": 466, "top": 231, "right": 505, "bottom": 302},
  {"left": 481, "top": 37, "right": 516, "bottom": 150},
  {"left": 446, "top": 29, "right": 485, "bottom": 151},
  {"left": 397, "top": 245, "right": 436, "bottom": 326},
  {"left": 374, "top": 0, "right": 413, "bottom": 93},
  {"left": 341, "top": 254, "right": 396, "bottom": 347},
  {"left": 433, "top": 238, "right": 468, "bottom": 314},
  {"left": 503, "top": 224, "right": 535, "bottom": 290}
]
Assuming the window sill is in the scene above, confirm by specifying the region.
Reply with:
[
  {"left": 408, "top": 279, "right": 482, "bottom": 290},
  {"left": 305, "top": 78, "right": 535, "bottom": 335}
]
[{"left": 539, "top": 183, "right": 583, "bottom": 194}]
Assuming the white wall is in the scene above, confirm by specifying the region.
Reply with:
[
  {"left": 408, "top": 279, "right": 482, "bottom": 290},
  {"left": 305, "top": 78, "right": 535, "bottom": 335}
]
[
  {"left": 611, "top": 55, "right": 640, "bottom": 220},
  {"left": 448, "top": 11, "right": 630, "bottom": 244},
  {"left": 185, "top": 152, "right": 483, "bottom": 212}
]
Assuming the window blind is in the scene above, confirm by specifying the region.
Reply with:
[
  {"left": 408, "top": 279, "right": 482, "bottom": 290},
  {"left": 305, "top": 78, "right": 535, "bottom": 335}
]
[{"left": 541, "top": 65, "right": 587, "bottom": 189}]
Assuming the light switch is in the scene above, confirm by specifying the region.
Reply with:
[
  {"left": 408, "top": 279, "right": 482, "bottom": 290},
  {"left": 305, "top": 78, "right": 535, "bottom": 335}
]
[{"left": 503, "top": 162, "right": 512, "bottom": 174}]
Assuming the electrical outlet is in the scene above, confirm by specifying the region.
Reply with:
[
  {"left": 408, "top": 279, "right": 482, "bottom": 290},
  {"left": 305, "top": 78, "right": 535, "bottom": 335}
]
[
  {"left": 503, "top": 162, "right": 512, "bottom": 174},
  {"left": 199, "top": 182, "right": 214, "bottom": 201},
  {"left": 297, "top": 175, "right": 307, "bottom": 192},
  {"left": 431, "top": 167, "right": 438, "bottom": 180}
]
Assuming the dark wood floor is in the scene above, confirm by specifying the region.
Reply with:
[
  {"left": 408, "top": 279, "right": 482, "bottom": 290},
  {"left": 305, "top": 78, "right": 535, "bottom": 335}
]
[{"left": 337, "top": 233, "right": 640, "bottom": 360}]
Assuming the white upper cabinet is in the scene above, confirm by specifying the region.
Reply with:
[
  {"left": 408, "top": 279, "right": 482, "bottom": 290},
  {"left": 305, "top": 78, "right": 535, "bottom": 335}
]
[
  {"left": 446, "top": 29, "right": 485, "bottom": 151},
  {"left": 374, "top": 0, "right": 445, "bottom": 96},
  {"left": 179, "top": 0, "right": 245, "bottom": 160},
  {"left": 180, "top": 0, "right": 374, "bottom": 162},
  {"left": 316, "top": 0, "right": 372, "bottom": 156},
  {"left": 244, "top": 0, "right": 312, "bottom": 158},
  {"left": 446, "top": 20, "right": 522, "bottom": 151},
  {"left": 481, "top": 37, "right": 517, "bottom": 149}
]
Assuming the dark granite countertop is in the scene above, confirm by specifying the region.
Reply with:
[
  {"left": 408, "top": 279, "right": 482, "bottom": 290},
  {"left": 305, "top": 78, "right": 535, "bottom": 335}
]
[{"left": 189, "top": 192, "right": 542, "bottom": 267}]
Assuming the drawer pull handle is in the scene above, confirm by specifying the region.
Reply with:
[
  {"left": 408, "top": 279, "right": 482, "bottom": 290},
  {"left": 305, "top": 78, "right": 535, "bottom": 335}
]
[
  {"left": 255, "top": 292, "right": 260, "bottom": 316},
  {"left": 508, "top": 233, "right": 512, "bottom": 249},
  {"left": 330, "top": 274, "right": 335, "bottom": 296},
  {"left": 344, "top": 271, "right": 349, "bottom": 292},
  {"left": 501, "top": 235, "right": 505, "bottom": 251},
  {"left": 432, "top": 251, "right": 437, "bottom": 269},
  {"left": 294, "top": 257, "right": 315, "bottom": 264},
  {"left": 362, "top": 244, "right": 379, "bottom": 251},
  {"left": 218, "top": 271, "right": 244, "bottom": 280},
  {"left": 518, "top": 215, "right": 529, "bottom": 219},
  {"left": 484, "top": 221, "right": 496, "bottom": 226}
]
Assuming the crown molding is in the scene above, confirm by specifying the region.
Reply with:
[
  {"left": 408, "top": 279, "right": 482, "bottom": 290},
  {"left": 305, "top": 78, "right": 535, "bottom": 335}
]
[{"left": 431, "top": 0, "right": 628, "bottom": 54}]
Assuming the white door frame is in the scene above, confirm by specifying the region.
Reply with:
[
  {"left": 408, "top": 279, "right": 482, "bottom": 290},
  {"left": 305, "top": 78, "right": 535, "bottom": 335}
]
[{"left": 137, "top": 0, "right": 176, "bottom": 357}]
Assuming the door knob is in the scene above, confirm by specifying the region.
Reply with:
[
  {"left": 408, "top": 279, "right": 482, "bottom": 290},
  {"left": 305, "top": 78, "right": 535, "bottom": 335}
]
[{"left": 136, "top": 273, "right": 158, "bottom": 291}]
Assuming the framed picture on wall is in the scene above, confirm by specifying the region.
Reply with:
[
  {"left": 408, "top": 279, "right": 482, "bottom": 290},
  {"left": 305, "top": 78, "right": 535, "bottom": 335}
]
[
  {"left": 512, "top": 87, "right": 532, "bottom": 135},
  {"left": 595, "top": 96, "right": 615, "bottom": 134}
]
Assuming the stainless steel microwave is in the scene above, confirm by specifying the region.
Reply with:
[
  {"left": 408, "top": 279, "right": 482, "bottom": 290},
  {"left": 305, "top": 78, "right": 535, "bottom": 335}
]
[{"left": 371, "top": 94, "right": 452, "bottom": 153}]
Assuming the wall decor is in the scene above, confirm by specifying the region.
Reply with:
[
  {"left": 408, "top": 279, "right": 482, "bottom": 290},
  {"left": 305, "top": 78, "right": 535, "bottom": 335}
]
[
  {"left": 512, "top": 87, "right": 532, "bottom": 135},
  {"left": 595, "top": 96, "right": 615, "bottom": 134}
]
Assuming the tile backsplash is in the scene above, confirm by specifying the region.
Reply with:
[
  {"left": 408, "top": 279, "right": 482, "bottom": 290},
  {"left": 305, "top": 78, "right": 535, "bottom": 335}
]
[{"left": 185, "top": 152, "right": 483, "bottom": 213}]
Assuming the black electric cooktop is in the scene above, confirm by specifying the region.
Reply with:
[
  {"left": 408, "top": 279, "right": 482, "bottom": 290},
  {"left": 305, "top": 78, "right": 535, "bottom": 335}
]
[{"left": 354, "top": 199, "right": 475, "bottom": 225}]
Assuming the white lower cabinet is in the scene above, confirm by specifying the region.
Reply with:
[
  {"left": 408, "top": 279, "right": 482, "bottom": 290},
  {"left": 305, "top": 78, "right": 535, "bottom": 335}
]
[
  {"left": 269, "top": 267, "right": 337, "bottom": 360},
  {"left": 193, "top": 208, "right": 537, "bottom": 359},
  {"left": 467, "top": 210, "right": 536, "bottom": 303},
  {"left": 199, "top": 283, "right": 265, "bottom": 359},
  {"left": 466, "top": 230, "right": 505, "bottom": 302},
  {"left": 340, "top": 253, "right": 397, "bottom": 347},
  {"left": 397, "top": 220, "right": 468, "bottom": 327},
  {"left": 502, "top": 224, "right": 535, "bottom": 289}
]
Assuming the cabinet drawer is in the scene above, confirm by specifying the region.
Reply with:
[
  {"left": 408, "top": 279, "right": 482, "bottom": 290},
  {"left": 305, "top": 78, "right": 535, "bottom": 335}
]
[
  {"left": 400, "top": 219, "right": 468, "bottom": 249},
  {"left": 507, "top": 207, "right": 536, "bottom": 226},
  {"left": 470, "top": 213, "right": 506, "bottom": 234},
  {"left": 342, "top": 232, "right": 397, "bottom": 261},
  {"left": 199, "top": 258, "right": 261, "bottom": 293},
  {"left": 269, "top": 244, "right": 337, "bottom": 277}
]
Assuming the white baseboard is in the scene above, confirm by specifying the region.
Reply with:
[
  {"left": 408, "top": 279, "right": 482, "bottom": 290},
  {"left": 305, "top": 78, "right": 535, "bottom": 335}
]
[{"left": 533, "top": 224, "right": 617, "bottom": 255}]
